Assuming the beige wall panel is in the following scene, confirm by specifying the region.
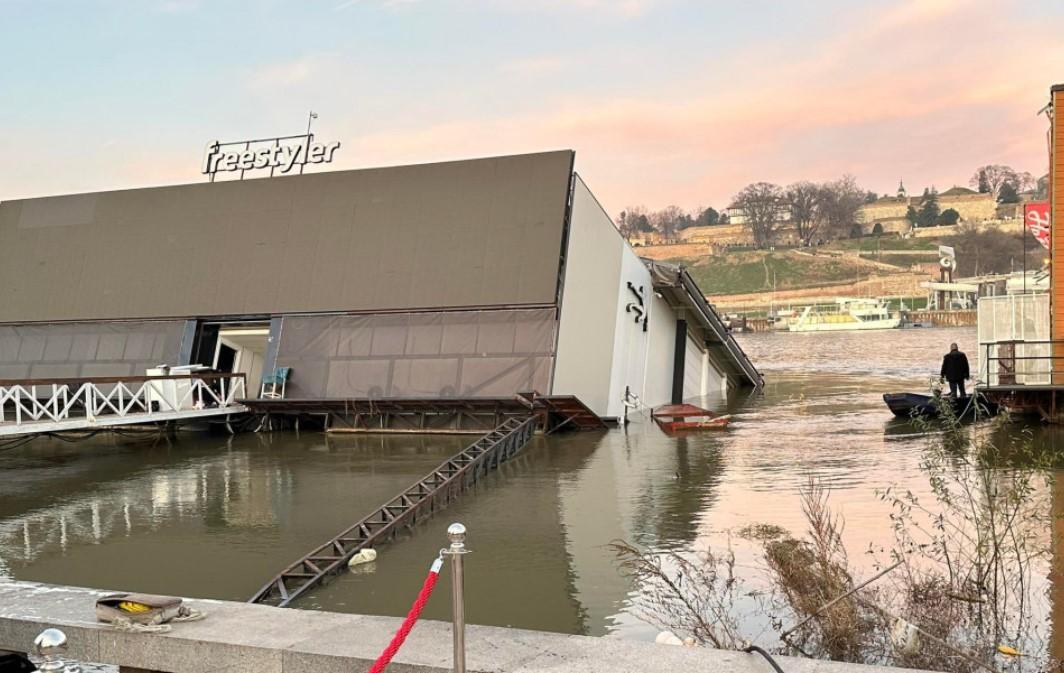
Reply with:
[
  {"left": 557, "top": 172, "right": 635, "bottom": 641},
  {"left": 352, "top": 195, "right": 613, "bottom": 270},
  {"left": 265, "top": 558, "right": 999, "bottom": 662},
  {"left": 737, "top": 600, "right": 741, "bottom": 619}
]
[
  {"left": 0, "top": 321, "right": 185, "bottom": 380},
  {"left": 275, "top": 309, "right": 556, "bottom": 399},
  {"left": 0, "top": 151, "right": 573, "bottom": 322},
  {"left": 552, "top": 176, "right": 625, "bottom": 415}
]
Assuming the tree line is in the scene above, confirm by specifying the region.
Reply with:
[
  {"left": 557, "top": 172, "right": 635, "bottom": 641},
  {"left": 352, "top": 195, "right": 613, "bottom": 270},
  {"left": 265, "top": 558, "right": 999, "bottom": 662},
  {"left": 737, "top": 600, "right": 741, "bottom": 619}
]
[
  {"left": 733, "top": 176, "right": 872, "bottom": 248},
  {"left": 969, "top": 164, "right": 1042, "bottom": 201},
  {"left": 617, "top": 176, "right": 873, "bottom": 248},
  {"left": 616, "top": 205, "right": 722, "bottom": 239},
  {"left": 616, "top": 163, "right": 1044, "bottom": 249}
]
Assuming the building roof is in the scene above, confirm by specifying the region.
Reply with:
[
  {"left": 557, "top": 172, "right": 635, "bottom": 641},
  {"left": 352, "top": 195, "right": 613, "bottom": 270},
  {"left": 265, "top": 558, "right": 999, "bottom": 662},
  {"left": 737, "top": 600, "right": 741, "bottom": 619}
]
[
  {"left": 940, "top": 186, "right": 978, "bottom": 196},
  {"left": 0, "top": 151, "right": 574, "bottom": 323},
  {"left": 642, "top": 260, "right": 763, "bottom": 388}
]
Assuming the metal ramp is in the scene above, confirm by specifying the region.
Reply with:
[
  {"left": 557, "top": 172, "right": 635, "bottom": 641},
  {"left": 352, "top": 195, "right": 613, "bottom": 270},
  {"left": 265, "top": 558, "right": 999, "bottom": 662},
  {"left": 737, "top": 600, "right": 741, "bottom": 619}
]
[
  {"left": 0, "top": 374, "right": 248, "bottom": 437},
  {"left": 248, "top": 416, "right": 537, "bottom": 607}
]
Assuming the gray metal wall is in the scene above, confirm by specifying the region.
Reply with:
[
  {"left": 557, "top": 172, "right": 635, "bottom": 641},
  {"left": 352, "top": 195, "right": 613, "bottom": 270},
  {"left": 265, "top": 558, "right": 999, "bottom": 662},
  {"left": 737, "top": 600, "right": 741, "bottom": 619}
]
[
  {"left": 0, "top": 151, "right": 573, "bottom": 323},
  {"left": 0, "top": 321, "right": 185, "bottom": 380},
  {"left": 274, "top": 309, "right": 556, "bottom": 399}
]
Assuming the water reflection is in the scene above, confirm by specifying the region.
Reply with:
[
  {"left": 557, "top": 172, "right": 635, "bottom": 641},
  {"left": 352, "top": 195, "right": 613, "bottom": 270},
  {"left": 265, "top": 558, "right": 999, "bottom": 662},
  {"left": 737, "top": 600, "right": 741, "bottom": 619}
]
[
  {"left": 0, "top": 433, "right": 466, "bottom": 599},
  {"left": 3, "top": 326, "right": 1062, "bottom": 665}
]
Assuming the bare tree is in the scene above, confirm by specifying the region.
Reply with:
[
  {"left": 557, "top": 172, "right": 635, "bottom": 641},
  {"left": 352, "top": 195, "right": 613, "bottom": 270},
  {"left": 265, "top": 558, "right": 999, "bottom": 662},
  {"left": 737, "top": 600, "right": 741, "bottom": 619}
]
[
  {"left": 787, "top": 181, "right": 822, "bottom": 245},
  {"left": 652, "top": 205, "right": 686, "bottom": 239},
  {"left": 623, "top": 205, "right": 653, "bottom": 234},
  {"left": 1036, "top": 174, "right": 1049, "bottom": 200},
  {"left": 732, "top": 182, "right": 785, "bottom": 248},
  {"left": 968, "top": 165, "right": 1021, "bottom": 199},
  {"left": 818, "top": 176, "right": 865, "bottom": 239},
  {"left": 1015, "top": 171, "right": 1036, "bottom": 193}
]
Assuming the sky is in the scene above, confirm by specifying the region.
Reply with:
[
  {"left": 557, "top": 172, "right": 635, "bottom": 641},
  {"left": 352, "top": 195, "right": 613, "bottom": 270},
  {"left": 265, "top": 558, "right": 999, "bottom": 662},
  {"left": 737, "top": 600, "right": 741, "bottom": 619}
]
[{"left": 2, "top": 0, "right": 1063, "bottom": 214}]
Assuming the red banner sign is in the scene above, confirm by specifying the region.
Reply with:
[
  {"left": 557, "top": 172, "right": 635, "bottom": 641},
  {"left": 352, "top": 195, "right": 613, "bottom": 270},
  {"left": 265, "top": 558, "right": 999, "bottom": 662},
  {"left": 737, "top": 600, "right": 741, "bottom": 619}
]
[{"left": 1025, "top": 201, "right": 1050, "bottom": 250}]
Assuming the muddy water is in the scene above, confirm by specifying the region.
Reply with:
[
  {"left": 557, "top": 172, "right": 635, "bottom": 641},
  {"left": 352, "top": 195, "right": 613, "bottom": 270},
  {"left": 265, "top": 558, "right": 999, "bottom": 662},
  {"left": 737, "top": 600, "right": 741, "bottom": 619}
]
[{"left": 1, "top": 326, "right": 1058, "bottom": 649}]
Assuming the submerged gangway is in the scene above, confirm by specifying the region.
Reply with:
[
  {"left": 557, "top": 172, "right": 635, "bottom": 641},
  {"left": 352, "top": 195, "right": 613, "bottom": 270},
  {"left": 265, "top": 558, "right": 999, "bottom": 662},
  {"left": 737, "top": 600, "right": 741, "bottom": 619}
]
[
  {"left": 248, "top": 415, "right": 538, "bottom": 607},
  {"left": 0, "top": 373, "right": 248, "bottom": 437}
]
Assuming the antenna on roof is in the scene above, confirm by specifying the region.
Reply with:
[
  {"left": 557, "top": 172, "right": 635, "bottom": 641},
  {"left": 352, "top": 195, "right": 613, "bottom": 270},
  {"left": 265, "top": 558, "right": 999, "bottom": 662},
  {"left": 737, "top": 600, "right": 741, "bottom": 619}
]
[{"left": 306, "top": 111, "right": 319, "bottom": 136}]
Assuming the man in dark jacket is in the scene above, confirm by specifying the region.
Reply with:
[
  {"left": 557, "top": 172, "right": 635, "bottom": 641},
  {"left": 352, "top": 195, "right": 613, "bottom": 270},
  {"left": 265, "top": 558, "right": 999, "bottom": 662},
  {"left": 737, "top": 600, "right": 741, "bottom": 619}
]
[{"left": 940, "top": 342, "right": 970, "bottom": 398}]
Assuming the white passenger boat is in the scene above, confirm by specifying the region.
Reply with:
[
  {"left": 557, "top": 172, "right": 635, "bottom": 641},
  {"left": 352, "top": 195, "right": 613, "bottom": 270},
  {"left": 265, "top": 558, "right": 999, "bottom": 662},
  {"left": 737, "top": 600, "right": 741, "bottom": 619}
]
[{"left": 788, "top": 298, "right": 901, "bottom": 332}]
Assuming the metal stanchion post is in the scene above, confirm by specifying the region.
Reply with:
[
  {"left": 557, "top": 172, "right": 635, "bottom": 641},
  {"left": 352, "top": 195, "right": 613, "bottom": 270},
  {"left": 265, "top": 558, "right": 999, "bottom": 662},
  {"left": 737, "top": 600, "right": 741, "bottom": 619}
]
[
  {"left": 33, "top": 629, "right": 80, "bottom": 673},
  {"left": 445, "top": 522, "right": 468, "bottom": 673}
]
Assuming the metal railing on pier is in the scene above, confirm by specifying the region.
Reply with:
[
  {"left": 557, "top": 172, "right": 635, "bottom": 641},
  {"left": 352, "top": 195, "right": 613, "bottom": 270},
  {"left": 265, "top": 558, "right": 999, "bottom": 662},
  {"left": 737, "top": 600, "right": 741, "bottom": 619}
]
[
  {"left": 248, "top": 416, "right": 537, "bottom": 607},
  {"left": 0, "top": 373, "right": 247, "bottom": 437},
  {"left": 981, "top": 340, "right": 1064, "bottom": 387}
]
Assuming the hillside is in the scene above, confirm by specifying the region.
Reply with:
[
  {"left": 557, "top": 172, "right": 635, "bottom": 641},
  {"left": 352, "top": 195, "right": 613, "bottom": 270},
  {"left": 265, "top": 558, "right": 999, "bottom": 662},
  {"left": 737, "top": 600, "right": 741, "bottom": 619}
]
[
  {"left": 633, "top": 236, "right": 956, "bottom": 296},
  {"left": 680, "top": 250, "right": 868, "bottom": 295},
  {"left": 634, "top": 225, "right": 1045, "bottom": 298}
]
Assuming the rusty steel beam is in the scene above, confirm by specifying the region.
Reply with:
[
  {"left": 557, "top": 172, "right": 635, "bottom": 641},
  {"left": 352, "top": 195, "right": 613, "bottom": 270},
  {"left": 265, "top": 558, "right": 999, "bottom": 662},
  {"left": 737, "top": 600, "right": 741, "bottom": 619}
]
[{"left": 247, "top": 416, "right": 537, "bottom": 608}]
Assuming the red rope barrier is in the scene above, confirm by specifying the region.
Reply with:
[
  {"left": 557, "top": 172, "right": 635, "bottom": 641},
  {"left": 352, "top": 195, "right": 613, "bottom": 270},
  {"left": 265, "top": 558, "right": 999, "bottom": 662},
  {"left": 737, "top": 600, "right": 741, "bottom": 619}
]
[{"left": 367, "top": 558, "right": 443, "bottom": 673}]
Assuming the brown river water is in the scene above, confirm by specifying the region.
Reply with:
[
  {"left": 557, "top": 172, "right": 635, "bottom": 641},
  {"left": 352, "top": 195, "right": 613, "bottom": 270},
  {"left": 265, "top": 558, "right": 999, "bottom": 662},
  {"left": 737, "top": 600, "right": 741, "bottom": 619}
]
[{"left": 2, "top": 326, "right": 1062, "bottom": 665}]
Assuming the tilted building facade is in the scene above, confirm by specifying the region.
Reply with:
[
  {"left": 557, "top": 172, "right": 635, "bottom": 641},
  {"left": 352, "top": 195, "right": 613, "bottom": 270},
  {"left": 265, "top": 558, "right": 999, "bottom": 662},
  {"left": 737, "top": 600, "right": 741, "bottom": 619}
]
[{"left": 0, "top": 151, "right": 760, "bottom": 419}]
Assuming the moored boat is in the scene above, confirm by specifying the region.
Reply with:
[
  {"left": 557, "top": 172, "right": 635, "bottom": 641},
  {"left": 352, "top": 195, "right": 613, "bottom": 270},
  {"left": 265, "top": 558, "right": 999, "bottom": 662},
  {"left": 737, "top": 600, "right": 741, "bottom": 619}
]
[
  {"left": 789, "top": 298, "right": 900, "bottom": 332},
  {"left": 883, "top": 392, "right": 999, "bottom": 419}
]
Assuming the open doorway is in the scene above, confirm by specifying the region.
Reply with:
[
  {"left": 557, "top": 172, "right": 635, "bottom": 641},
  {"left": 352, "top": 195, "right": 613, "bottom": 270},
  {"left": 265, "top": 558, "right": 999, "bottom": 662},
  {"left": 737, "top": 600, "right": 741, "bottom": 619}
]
[{"left": 212, "top": 326, "right": 270, "bottom": 396}]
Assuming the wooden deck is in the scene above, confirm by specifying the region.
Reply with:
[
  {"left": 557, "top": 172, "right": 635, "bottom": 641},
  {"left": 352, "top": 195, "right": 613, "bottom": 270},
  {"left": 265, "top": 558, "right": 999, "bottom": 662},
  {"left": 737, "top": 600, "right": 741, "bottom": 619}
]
[{"left": 977, "top": 383, "right": 1064, "bottom": 422}]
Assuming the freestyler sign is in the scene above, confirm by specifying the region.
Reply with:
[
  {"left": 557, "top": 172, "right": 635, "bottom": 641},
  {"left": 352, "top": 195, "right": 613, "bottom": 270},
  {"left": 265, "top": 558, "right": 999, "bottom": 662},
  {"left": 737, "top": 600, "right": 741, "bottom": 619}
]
[{"left": 202, "top": 134, "right": 341, "bottom": 180}]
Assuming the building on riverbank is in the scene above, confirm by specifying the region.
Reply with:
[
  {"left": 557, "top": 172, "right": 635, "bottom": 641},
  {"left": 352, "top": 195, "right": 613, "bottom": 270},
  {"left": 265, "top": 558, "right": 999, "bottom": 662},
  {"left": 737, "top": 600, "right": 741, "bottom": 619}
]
[
  {"left": 0, "top": 151, "right": 760, "bottom": 421},
  {"left": 977, "top": 83, "right": 1064, "bottom": 420}
]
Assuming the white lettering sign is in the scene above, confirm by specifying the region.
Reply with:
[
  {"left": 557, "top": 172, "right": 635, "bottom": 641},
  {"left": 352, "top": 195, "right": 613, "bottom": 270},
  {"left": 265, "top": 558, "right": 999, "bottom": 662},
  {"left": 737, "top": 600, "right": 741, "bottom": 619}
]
[{"left": 202, "top": 136, "right": 341, "bottom": 179}]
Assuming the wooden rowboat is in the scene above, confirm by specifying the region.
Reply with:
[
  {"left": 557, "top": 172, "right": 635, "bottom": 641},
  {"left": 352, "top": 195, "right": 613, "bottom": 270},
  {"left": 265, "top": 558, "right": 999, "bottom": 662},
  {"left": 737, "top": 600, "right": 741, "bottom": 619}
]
[{"left": 651, "top": 404, "right": 732, "bottom": 432}]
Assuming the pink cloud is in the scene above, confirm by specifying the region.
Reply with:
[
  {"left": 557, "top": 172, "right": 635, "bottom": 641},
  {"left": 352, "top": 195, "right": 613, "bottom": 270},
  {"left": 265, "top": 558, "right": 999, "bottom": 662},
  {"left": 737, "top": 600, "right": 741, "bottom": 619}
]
[
  {"left": 325, "top": 0, "right": 1063, "bottom": 212},
  {"left": 15, "top": 0, "right": 1058, "bottom": 216}
]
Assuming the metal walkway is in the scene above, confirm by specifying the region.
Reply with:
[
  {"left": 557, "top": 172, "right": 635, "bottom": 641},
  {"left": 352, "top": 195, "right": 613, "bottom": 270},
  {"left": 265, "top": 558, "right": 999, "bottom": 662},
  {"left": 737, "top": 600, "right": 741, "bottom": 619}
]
[
  {"left": 0, "top": 373, "right": 248, "bottom": 437},
  {"left": 241, "top": 394, "right": 608, "bottom": 433},
  {"left": 248, "top": 415, "right": 538, "bottom": 607}
]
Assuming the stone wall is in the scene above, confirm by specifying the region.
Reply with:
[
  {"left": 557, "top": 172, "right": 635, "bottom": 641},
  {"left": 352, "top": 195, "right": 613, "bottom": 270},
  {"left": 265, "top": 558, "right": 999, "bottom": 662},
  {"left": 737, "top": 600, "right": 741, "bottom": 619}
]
[
  {"left": 858, "top": 193, "right": 997, "bottom": 227},
  {"left": 676, "top": 223, "right": 804, "bottom": 247},
  {"left": 910, "top": 218, "right": 1026, "bottom": 239},
  {"left": 940, "top": 193, "right": 997, "bottom": 221},
  {"left": 0, "top": 580, "right": 938, "bottom": 673},
  {"left": 859, "top": 197, "right": 909, "bottom": 222}
]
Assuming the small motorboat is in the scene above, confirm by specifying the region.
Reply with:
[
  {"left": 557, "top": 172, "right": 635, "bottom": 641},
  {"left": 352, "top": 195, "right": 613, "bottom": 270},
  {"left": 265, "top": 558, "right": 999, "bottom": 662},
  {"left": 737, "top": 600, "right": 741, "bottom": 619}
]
[
  {"left": 652, "top": 404, "right": 732, "bottom": 431},
  {"left": 883, "top": 391, "right": 998, "bottom": 419}
]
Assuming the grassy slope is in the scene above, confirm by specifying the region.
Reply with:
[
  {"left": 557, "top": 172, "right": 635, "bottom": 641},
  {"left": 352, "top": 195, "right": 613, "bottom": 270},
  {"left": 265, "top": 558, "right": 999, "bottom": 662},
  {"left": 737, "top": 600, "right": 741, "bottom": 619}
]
[
  {"left": 665, "top": 236, "right": 947, "bottom": 296},
  {"left": 826, "top": 237, "right": 938, "bottom": 252},
  {"left": 680, "top": 250, "right": 871, "bottom": 295},
  {"left": 859, "top": 253, "right": 935, "bottom": 268}
]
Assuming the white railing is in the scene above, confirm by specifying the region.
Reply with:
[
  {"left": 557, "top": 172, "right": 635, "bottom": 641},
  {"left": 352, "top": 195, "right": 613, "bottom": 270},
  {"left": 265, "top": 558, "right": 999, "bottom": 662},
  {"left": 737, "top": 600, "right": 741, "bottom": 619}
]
[{"left": 0, "top": 373, "right": 246, "bottom": 429}]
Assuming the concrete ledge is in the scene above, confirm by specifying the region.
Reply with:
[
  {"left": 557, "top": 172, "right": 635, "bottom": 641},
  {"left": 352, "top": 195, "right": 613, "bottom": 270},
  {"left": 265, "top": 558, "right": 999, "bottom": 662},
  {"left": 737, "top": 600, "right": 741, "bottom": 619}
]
[{"left": 0, "top": 581, "right": 931, "bottom": 673}]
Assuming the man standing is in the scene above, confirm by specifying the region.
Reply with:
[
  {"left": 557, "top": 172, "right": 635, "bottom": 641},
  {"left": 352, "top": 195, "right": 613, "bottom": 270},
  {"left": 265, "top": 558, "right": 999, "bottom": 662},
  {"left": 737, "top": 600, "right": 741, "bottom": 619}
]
[{"left": 940, "top": 342, "right": 970, "bottom": 398}]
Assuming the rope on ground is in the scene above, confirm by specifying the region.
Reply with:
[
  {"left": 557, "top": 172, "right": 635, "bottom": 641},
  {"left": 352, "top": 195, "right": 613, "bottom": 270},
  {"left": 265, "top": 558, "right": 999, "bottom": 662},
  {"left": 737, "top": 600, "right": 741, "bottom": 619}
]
[
  {"left": 742, "top": 644, "right": 785, "bottom": 673},
  {"left": 109, "top": 607, "right": 207, "bottom": 634},
  {"left": 367, "top": 555, "right": 444, "bottom": 673}
]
